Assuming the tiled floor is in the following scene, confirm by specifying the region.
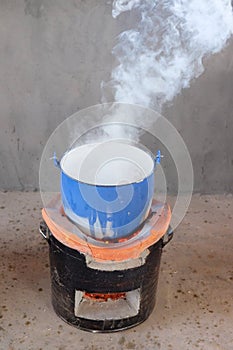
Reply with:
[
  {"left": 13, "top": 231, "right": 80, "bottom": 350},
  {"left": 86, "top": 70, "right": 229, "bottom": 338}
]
[{"left": 0, "top": 192, "right": 232, "bottom": 350}]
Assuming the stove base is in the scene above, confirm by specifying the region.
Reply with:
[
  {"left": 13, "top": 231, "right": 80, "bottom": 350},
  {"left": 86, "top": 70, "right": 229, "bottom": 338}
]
[{"left": 43, "top": 226, "right": 172, "bottom": 332}]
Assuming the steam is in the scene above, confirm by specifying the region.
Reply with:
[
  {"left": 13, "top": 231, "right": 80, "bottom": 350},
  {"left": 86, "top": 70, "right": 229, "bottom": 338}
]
[{"left": 103, "top": 0, "right": 233, "bottom": 111}]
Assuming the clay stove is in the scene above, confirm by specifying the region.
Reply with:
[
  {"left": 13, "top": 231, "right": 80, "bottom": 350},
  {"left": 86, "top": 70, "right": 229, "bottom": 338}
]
[{"left": 40, "top": 196, "right": 173, "bottom": 332}]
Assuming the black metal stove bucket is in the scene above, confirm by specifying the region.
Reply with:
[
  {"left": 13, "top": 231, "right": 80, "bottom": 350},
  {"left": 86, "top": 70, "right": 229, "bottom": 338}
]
[{"left": 40, "top": 222, "right": 173, "bottom": 333}]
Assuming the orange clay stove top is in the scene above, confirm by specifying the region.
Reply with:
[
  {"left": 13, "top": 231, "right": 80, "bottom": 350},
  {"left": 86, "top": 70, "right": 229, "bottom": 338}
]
[{"left": 42, "top": 195, "right": 171, "bottom": 262}]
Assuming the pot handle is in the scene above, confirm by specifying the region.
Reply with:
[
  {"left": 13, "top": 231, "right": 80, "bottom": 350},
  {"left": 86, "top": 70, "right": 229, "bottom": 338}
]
[
  {"left": 52, "top": 152, "right": 61, "bottom": 170},
  {"left": 155, "top": 150, "right": 163, "bottom": 165}
]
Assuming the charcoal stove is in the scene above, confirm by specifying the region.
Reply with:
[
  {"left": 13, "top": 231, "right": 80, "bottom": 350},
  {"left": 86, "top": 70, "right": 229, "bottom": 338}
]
[{"left": 40, "top": 196, "right": 173, "bottom": 333}]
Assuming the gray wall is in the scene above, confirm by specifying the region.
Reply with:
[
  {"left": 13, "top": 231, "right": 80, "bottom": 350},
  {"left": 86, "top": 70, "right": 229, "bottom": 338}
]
[{"left": 0, "top": 0, "right": 233, "bottom": 193}]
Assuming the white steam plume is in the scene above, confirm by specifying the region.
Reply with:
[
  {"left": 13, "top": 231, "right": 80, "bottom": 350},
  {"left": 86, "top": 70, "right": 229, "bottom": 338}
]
[{"left": 103, "top": 0, "right": 233, "bottom": 111}]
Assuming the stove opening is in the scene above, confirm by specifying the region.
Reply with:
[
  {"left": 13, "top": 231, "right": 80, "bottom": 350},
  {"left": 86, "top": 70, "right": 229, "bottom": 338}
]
[{"left": 74, "top": 288, "right": 141, "bottom": 320}]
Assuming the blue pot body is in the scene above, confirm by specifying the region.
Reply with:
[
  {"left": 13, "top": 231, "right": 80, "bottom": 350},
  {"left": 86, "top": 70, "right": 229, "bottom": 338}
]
[{"left": 60, "top": 171, "right": 154, "bottom": 240}]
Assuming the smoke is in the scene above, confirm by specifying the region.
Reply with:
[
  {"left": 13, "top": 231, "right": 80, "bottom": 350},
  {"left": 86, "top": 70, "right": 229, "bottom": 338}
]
[{"left": 102, "top": 0, "right": 233, "bottom": 111}]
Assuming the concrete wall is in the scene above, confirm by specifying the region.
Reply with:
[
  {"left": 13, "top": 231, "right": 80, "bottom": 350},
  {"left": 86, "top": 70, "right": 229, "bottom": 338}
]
[{"left": 0, "top": 0, "right": 233, "bottom": 193}]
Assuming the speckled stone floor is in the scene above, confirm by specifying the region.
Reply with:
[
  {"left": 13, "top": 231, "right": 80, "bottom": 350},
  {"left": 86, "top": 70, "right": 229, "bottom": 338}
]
[{"left": 0, "top": 192, "right": 232, "bottom": 350}]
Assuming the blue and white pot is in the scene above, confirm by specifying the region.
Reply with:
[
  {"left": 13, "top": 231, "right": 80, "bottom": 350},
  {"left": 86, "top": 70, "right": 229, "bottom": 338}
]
[{"left": 54, "top": 141, "right": 161, "bottom": 241}]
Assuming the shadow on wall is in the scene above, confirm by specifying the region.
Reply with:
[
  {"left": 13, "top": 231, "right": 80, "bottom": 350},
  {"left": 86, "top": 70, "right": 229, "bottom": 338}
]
[{"left": 24, "top": 0, "right": 44, "bottom": 18}]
